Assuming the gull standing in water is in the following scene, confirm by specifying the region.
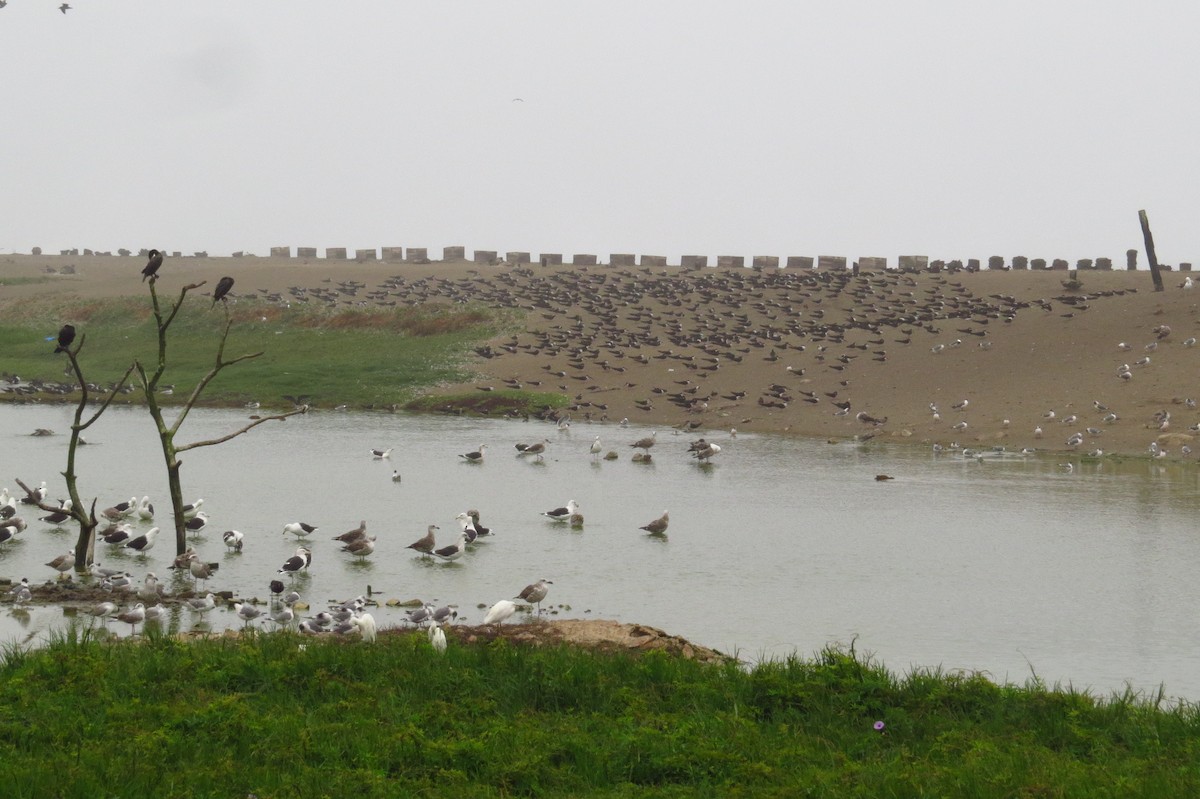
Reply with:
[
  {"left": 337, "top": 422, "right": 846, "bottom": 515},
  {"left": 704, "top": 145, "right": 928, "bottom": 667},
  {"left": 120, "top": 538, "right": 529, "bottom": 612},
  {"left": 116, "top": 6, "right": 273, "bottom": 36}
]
[
  {"left": 640, "top": 511, "right": 669, "bottom": 535},
  {"left": 541, "top": 499, "right": 579, "bottom": 522},
  {"left": 460, "top": 444, "right": 488, "bottom": 463},
  {"left": 517, "top": 579, "right": 553, "bottom": 615},
  {"left": 406, "top": 524, "right": 437, "bottom": 555}
]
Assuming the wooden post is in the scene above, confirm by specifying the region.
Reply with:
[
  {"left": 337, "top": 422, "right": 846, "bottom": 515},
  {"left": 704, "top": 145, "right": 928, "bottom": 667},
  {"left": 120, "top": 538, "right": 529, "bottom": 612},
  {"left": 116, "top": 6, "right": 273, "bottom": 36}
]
[{"left": 1139, "top": 210, "right": 1165, "bottom": 292}]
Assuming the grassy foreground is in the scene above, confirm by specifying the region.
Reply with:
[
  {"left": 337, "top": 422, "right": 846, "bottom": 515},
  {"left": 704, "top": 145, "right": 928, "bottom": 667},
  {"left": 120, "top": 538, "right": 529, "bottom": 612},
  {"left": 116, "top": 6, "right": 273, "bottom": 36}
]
[
  {"left": 0, "top": 295, "right": 555, "bottom": 411},
  {"left": 0, "top": 631, "right": 1196, "bottom": 797}
]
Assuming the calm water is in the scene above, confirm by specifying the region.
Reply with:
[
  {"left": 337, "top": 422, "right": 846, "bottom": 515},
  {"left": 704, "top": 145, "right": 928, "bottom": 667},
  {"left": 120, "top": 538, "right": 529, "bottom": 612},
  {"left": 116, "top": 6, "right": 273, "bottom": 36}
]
[{"left": 3, "top": 403, "right": 1200, "bottom": 700}]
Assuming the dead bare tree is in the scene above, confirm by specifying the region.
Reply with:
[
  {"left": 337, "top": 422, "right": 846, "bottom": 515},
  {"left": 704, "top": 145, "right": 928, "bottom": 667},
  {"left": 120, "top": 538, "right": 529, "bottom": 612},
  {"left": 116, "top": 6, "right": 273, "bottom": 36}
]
[
  {"left": 134, "top": 277, "right": 307, "bottom": 556},
  {"left": 18, "top": 332, "right": 135, "bottom": 572}
]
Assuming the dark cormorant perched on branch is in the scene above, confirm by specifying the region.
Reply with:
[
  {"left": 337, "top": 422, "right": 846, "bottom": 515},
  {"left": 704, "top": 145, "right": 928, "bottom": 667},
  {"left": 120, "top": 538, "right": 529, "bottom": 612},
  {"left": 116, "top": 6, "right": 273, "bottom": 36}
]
[
  {"left": 211, "top": 276, "right": 235, "bottom": 307},
  {"left": 54, "top": 324, "right": 75, "bottom": 353},
  {"left": 141, "top": 249, "right": 163, "bottom": 282}
]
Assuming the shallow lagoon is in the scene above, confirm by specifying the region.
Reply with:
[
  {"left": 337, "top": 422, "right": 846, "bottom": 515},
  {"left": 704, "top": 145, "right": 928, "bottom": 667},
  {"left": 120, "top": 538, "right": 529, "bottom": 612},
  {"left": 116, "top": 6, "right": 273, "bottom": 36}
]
[{"left": 3, "top": 403, "right": 1199, "bottom": 700}]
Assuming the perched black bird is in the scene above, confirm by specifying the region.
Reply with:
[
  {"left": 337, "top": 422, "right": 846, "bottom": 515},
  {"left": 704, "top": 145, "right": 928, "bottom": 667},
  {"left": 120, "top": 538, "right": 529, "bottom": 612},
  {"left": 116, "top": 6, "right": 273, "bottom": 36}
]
[
  {"left": 141, "top": 249, "right": 163, "bottom": 282},
  {"left": 211, "top": 276, "right": 235, "bottom": 308},
  {"left": 54, "top": 324, "right": 76, "bottom": 354}
]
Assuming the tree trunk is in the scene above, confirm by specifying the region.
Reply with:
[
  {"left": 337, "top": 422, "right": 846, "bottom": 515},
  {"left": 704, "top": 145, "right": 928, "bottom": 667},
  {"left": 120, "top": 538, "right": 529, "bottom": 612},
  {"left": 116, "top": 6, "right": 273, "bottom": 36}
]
[{"left": 1139, "top": 210, "right": 1165, "bottom": 292}]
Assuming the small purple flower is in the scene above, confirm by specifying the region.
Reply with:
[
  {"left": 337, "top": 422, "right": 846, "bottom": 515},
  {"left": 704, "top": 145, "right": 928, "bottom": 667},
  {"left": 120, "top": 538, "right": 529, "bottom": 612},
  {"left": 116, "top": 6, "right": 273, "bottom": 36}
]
[{"left": 873, "top": 720, "right": 886, "bottom": 732}]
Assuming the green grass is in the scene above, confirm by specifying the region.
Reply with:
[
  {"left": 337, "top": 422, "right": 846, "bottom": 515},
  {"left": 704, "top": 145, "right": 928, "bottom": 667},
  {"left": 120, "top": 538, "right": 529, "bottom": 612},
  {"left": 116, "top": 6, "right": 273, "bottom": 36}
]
[
  {"left": 0, "top": 632, "right": 1196, "bottom": 797},
  {"left": 0, "top": 295, "right": 524, "bottom": 409},
  {"left": 0, "top": 276, "right": 53, "bottom": 287}
]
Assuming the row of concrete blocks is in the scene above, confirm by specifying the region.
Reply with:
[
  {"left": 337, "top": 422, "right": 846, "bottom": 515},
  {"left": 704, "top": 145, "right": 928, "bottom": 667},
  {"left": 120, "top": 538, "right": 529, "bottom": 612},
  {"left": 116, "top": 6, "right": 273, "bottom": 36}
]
[{"left": 266, "top": 246, "right": 1194, "bottom": 272}]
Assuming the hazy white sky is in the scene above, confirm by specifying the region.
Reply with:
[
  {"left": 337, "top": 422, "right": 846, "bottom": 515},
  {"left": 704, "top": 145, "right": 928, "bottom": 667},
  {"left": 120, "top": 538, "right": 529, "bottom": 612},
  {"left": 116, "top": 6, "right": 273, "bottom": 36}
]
[{"left": 2, "top": 1, "right": 1197, "bottom": 264}]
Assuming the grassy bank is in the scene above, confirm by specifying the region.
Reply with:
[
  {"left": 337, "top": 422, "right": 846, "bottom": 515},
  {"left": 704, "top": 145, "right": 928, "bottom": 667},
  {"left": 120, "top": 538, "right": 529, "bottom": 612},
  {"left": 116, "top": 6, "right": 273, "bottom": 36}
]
[
  {"left": 0, "top": 295, "right": 535, "bottom": 410},
  {"left": 0, "top": 631, "right": 1196, "bottom": 797}
]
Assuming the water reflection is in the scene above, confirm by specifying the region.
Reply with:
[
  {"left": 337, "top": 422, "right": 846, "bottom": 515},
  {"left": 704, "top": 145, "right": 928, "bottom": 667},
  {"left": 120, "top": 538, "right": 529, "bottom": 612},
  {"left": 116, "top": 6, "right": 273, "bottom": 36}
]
[{"left": 2, "top": 403, "right": 1200, "bottom": 700}]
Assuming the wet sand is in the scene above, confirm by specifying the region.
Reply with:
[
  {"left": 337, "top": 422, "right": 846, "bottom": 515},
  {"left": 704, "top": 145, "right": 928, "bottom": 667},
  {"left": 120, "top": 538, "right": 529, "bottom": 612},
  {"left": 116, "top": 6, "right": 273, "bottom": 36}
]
[{"left": 3, "top": 252, "right": 1197, "bottom": 459}]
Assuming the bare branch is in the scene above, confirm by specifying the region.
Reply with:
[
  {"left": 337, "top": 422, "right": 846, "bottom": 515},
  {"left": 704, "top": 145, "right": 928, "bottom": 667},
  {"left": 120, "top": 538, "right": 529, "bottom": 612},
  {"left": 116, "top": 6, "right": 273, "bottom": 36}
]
[
  {"left": 176, "top": 407, "right": 308, "bottom": 453},
  {"left": 78, "top": 362, "right": 137, "bottom": 431}
]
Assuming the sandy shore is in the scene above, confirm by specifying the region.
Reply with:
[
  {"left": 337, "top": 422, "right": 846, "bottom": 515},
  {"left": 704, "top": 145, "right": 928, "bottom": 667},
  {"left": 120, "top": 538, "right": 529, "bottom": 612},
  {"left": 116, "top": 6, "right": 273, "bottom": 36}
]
[{"left": 3, "top": 252, "right": 1198, "bottom": 459}]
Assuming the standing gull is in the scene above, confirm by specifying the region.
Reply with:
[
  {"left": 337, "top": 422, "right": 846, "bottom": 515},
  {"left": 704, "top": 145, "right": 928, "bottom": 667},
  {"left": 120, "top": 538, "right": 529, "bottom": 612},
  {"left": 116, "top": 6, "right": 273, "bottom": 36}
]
[
  {"left": 590, "top": 436, "right": 602, "bottom": 460},
  {"left": 116, "top": 603, "right": 146, "bottom": 635},
  {"left": 630, "top": 431, "right": 657, "bottom": 453},
  {"left": 432, "top": 531, "right": 468, "bottom": 562},
  {"left": 124, "top": 526, "right": 159, "bottom": 555},
  {"left": 516, "top": 579, "right": 553, "bottom": 615},
  {"left": 406, "top": 524, "right": 438, "bottom": 555},
  {"left": 541, "top": 499, "right": 580, "bottom": 522},
  {"left": 459, "top": 444, "right": 488, "bottom": 463},
  {"left": 370, "top": 448, "right": 392, "bottom": 459},
  {"left": 640, "top": 511, "right": 669, "bottom": 535},
  {"left": 283, "top": 521, "right": 317, "bottom": 538},
  {"left": 278, "top": 546, "right": 312, "bottom": 577},
  {"left": 222, "top": 530, "right": 244, "bottom": 552}
]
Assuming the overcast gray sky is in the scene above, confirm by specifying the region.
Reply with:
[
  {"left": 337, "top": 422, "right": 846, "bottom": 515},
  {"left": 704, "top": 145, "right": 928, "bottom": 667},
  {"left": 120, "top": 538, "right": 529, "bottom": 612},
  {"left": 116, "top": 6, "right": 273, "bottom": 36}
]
[{"left": 2, "top": 2, "right": 1197, "bottom": 264}]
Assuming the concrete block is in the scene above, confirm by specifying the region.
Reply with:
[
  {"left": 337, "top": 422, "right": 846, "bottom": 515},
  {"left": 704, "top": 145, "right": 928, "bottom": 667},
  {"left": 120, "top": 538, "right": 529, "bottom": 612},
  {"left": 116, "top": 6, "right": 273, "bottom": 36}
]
[
  {"left": 1012, "top": 256, "right": 1028, "bottom": 270},
  {"left": 442, "top": 246, "right": 466, "bottom": 261},
  {"left": 406, "top": 248, "right": 428, "bottom": 262},
  {"left": 1126, "top": 249, "right": 1138, "bottom": 270},
  {"left": 786, "top": 256, "right": 814, "bottom": 270},
  {"left": 297, "top": 247, "right": 318, "bottom": 258},
  {"left": 355, "top": 248, "right": 377, "bottom": 261},
  {"left": 898, "top": 255, "right": 928, "bottom": 272},
  {"left": 641, "top": 255, "right": 668, "bottom": 267},
  {"left": 270, "top": 246, "right": 291, "bottom": 258},
  {"left": 506, "top": 251, "right": 531, "bottom": 264},
  {"left": 325, "top": 248, "right": 347, "bottom": 259},
  {"left": 988, "top": 255, "right": 1005, "bottom": 270},
  {"left": 752, "top": 255, "right": 780, "bottom": 269},
  {"left": 473, "top": 250, "right": 498, "bottom": 264},
  {"left": 680, "top": 255, "right": 709, "bottom": 268},
  {"left": 817, "top": 255, "right": 847, "bottom": 270},
  {"left": 572, "top": 254, "right": 598, "bottom": 266},
  {"left": 538, "top": 253, "right": 563, "bottom": 266},
  {"left": 1077, "top": 258, "right": 1094, "bottom": 270},
  {"left": 610, "top": 253, "right": 636, "bottom": 266},
  {"left": 858, "top": 256, "right": 887, "bottom": 270},
  {"left": 1051, "top": 259, "right": 1069, "bottom": 270},
  {"left": 1096, "top": 257, "right": 1113, "bottom": 270},
  {"left": 716, "top": 255, "right": 745, "bottom": 268},
  {"left": 1180, "top": 262, "right": 1192, "bottom": 271},
  {"left": 381, "top": 247, "right": 404, "bottom": 261},
  {"left": 1031, "top": 258, "right": 1047, "bottom": 270}
]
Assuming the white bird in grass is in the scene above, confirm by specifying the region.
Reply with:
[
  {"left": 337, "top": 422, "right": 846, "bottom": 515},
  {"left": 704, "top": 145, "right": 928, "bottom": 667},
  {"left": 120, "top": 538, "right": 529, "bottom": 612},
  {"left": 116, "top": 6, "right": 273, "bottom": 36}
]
[
  {"left": 354, "top": 612, "right": 377, "bottom": 643},
  {"left": 541, "top": 499, "right": 579, "bottom": 522},
  {"left": 428, "top": 621, "right": 447, "bottom": 654},
  {"left": 483, "top": 599, "right": 517, "bottom": 628}
]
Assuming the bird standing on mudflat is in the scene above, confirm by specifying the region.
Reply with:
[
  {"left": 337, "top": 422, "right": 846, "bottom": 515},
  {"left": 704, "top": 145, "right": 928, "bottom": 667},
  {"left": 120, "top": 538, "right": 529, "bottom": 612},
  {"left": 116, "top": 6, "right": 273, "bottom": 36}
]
[{"left": 517, "top": 579, "right": 553, "bottom": 615}]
